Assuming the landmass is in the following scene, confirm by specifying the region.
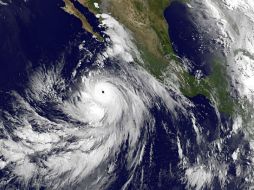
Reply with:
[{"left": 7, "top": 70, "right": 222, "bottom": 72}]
[
  {"left": 62, "top": 0, "right": 236, "bottom": 115},
  {"left": 62, "top": 0, "right": 102, "bottom": 40}
]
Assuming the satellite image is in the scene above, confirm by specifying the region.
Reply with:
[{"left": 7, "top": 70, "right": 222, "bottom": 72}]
[{"left": 0, "top": 0, "right": 254, "bottom": 189}]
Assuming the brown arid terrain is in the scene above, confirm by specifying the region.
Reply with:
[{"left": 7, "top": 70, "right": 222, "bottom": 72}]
[
  {"left": 63, "top": 0, "right": 175, "bottom": 76},
  {"left": 62, "top": 0, "right": 102, "bottom": 40},
  {"left": 62, "top": 0, "right": 236, "bottom": 114}
]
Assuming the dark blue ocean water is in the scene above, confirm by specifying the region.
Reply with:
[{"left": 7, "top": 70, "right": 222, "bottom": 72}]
[
  {"left": 0, "top": 1, "right": 248, "bottom": 189},
  {"left": 164, "top": 1, "right": 215, "bottom": 76},
  {"left": 0, "top": 0, "right": 104, "bottom": 91}
]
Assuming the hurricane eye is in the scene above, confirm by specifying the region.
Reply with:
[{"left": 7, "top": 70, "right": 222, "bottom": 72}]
[{"left": 102, "top": 90, "right": 105, "bottom": 94}]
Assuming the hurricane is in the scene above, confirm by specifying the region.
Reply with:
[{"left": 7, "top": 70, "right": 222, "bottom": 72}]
[
  {"left": 0, "top": 12, "right": 187, "bottom": 189},
  {"left": 1, "top": 0, "right": 254, "bottom": 189}
]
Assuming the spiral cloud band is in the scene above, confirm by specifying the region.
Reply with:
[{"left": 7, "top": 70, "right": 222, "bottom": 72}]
[
  {"left": 0, "top": 14, "right": 186, "bottom": 189},
  {"left": 1, "top": 1, "right": 254, "bottom": 189}
]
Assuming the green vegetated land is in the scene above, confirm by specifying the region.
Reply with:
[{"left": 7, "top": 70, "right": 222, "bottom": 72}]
[
  {"left": 180, "top": 59, "right": 236, "bottom": 114},
  {"left": 70, "top": 0, "right": 236, "bottom": 115}
]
